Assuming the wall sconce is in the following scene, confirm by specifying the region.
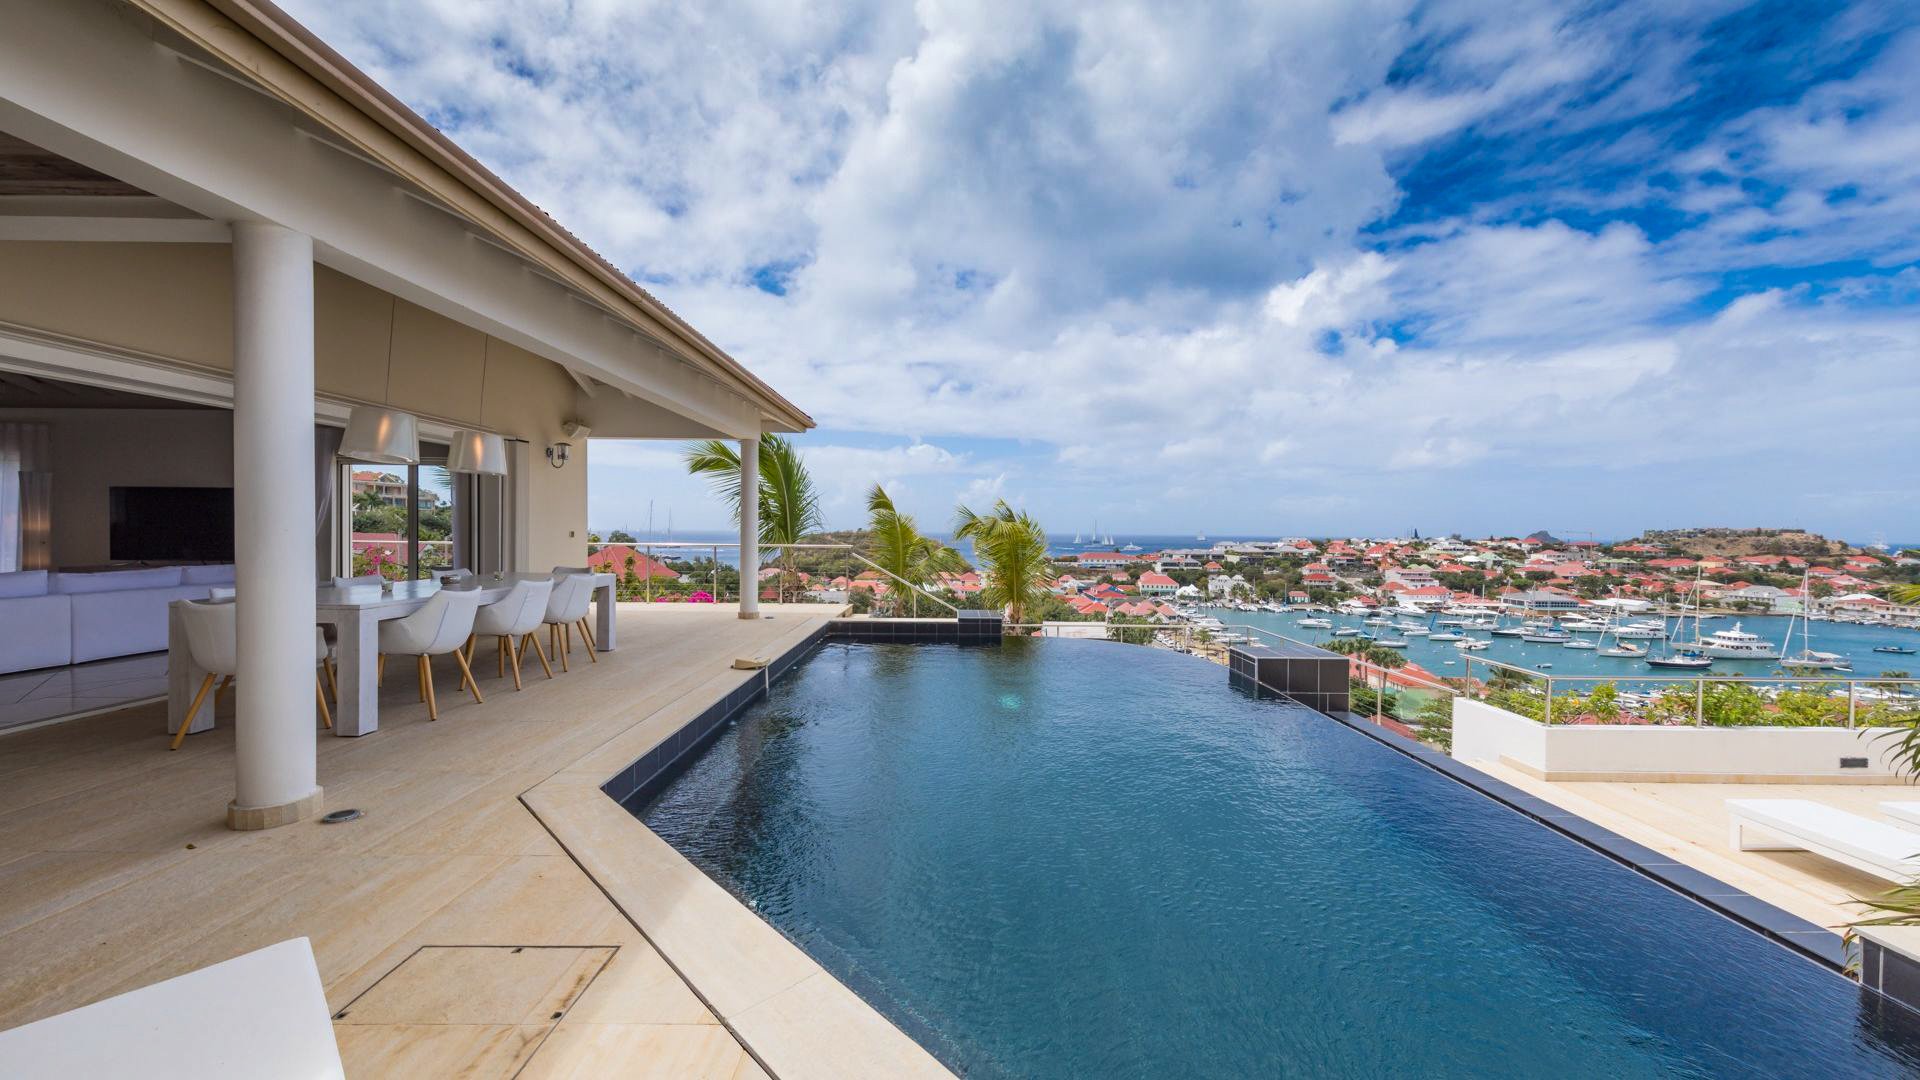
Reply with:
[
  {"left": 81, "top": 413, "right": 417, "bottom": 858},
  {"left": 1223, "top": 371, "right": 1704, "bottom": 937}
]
[{"left": 545, "top": 421, "right": 588, "bottom": 469}]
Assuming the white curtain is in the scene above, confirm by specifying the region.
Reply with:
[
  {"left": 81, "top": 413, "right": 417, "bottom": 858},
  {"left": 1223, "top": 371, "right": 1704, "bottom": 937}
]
[
  {"left": 314, "top": 424, "right": 343, "bottom": 580},
  {"left": 0, "top": 421, "right": 52, "bottom": 572}
]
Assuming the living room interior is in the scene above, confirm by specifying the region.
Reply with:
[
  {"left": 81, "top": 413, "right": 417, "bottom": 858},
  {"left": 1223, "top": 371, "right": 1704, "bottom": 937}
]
[{"left": 0, "top": 370, "right": 497, "bottom": 733}]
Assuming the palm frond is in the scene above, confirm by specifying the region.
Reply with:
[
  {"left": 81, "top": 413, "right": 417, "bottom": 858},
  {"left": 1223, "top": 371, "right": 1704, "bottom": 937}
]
[
  {"left": 953, "top": 499, "right": 1047, "bottom": 625},
  {"left": 682, "top": 440, "right": 744, "bottom": 523}
]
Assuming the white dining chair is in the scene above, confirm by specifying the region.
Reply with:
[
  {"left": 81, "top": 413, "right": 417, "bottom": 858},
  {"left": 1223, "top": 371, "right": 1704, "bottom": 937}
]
[
  {"left": 171, "top": 601, "right": 331, "bottom": 750},
  {"left": 377, "top": 588, "right": 484, "bottom": 720},
  {"left": 462, "top": 578, "right": 554, "bottom": 692},
  {"left": 543, "top": 574, "right": 596, "bottom": 672}
]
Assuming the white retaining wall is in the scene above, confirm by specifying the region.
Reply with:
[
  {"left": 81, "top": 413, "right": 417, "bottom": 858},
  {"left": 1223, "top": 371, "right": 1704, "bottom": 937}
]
[{"left": 1451, "top": 697, "right": 1906, "bottom": 782}]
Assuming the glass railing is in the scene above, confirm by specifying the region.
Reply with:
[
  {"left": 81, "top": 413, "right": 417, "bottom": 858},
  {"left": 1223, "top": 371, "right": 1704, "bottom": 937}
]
[{"left": 584, "top": 541, "right": 960, "bottom": 615}]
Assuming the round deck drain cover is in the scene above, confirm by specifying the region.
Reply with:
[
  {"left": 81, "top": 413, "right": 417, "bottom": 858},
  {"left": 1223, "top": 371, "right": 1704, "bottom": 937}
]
[{"left": 320, "top": 808, "right": 363, "bottom": 824}]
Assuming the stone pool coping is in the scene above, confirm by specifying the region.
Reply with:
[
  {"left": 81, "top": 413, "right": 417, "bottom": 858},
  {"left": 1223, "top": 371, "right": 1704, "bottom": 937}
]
[{"left": 522, "top": 616, "right": 953, "bottom": 1080}]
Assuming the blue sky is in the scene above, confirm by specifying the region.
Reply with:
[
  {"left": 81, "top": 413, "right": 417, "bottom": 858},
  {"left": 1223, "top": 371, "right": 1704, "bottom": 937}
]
[{"left": 288, "top": 0, "right": 1920, "bottom": 542}]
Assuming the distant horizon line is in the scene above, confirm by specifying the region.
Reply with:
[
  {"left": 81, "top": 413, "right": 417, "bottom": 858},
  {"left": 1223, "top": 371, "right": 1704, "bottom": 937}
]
[{"left": 589, "top": 526, "right": 1918, "bottom": 548}]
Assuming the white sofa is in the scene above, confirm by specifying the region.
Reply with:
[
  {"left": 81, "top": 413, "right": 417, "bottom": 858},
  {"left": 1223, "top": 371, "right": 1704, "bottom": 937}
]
[{"left": 0, "top": 565, "right": 235, "bottom": 675}]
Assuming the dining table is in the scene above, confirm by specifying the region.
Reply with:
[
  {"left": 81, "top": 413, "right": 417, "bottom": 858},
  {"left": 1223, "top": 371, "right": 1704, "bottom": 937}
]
[{"left": 167, "top": 571, "right": 618, "bottom": 738}]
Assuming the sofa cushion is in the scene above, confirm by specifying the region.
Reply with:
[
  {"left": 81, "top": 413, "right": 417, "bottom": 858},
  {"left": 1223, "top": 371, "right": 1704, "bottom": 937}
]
[
  {"left": 0, "top": 570, "right": 49, "bottom": 598},
  {"left": 53, "top": 567, "right": 184, "bottom": 594},
  {"left": 68, "top": 584, "right": 206, "bottom": 663},
  {"left": 181, "top": 564, "right": 236, "bottom": 586},
  {"left": 0, "top": 594, "right": 73, "bottom": 674}
]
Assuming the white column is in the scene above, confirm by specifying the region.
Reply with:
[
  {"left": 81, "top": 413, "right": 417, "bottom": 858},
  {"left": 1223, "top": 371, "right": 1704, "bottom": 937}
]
[
  {"left": 738, "top": 435, "right": 760, "bottom": 619},
  {"left": 229, "top": 221, "right": 322, "bottom": 830}
]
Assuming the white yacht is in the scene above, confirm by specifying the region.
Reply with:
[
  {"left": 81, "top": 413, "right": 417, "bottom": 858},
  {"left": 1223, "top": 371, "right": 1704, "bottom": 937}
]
[
  {"left": 1682, "top": 623, "right": 1780, "bottom": 660},
  {"left": 1521, "top": 628, "right": 1573, "bottom": 644},
  {"left": 1332, "top": 627, "right": 1364, "bottom": 637},
  {"left": 1455, "top": 638, "right": 1492, "bottom": 651},
  {"left": 1297, "top": 617, "right": 1334, "bottom": 629},
  {"left": 1599, "top": 642, "right": 1647, "bottom": 658},
  {"left": 1428, "top": 630, "right": 1464, "bottom": 642},
  {"left": 1562, "top": 639, "right": 1598, "bottom": 650}
]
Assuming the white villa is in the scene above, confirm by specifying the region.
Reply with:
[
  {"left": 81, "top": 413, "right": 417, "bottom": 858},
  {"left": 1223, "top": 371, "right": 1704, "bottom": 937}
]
[{"left": 0, "top": 4, "right": 949, "bottom": 1077}]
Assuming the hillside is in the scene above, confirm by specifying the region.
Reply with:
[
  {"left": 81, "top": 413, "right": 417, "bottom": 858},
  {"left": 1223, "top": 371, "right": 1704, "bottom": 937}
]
[{"left": 1635, "top": 527, "right": 1856, "bottom": 559}]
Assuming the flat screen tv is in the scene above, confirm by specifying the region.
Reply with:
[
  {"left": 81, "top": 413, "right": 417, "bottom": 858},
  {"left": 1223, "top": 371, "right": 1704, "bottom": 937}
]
[{"left": 109, "top": 486, "right": 235, "bottom": 562}]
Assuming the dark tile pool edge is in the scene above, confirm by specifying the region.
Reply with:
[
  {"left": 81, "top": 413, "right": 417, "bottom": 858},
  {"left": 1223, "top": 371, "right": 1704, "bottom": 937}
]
[
  {"left": 600, "top": 616, "right": 1005, "bottom": 808},
  {"left": 599, "top": 622, "right": 833, "bottom": 807},
  {"left": 1307, "top": 702, "right": 1854, "bottom": 971}
]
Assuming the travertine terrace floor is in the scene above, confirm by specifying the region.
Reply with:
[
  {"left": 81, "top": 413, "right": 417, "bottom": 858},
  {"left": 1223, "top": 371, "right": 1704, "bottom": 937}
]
[{"left": 0, "top": 603, "right": 852, "bottom": 1078}]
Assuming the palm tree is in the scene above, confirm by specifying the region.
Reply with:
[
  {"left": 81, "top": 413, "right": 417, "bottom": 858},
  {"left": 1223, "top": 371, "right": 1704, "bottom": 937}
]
[
  {"left": 867, "top": 485, "right": 967, "bottom": 615},
  {"left": 683, "top": 434, "right": 822, "bottom": 603},
  {"left": 1318, "top": 636, "right": 1405, "bottom": 670},
  {"left": 953, "top": 499, "right": 1050, "bottom": 626}
]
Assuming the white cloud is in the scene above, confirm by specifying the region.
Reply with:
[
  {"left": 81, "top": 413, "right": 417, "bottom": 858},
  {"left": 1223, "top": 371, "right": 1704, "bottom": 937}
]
[{"left": 282, "top": 0, "right": 1920, "bottom": 537}]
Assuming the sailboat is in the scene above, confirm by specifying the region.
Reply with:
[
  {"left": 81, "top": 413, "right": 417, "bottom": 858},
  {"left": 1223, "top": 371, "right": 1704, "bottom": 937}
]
[
  {"left": 1780, "top": 570, "right": 1851, "bottom": 671},
  {"left": 1597, "top": 614, "right": 1647, "bottom": 658},
  {"left": 1647, "top": 570, "right": 1713, "bottom": 669}
]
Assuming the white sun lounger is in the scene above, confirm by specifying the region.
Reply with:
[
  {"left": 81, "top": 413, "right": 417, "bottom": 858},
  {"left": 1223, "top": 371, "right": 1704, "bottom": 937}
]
[
  {"left": 0, "top": 937, "right": 343, "bottom": 1079},
  {"left": 1880, "top": 802, "right": 1920, "bottom": 830},
  {"left": 1727, "top": 799, "right": 1920, "bottom": 883}
]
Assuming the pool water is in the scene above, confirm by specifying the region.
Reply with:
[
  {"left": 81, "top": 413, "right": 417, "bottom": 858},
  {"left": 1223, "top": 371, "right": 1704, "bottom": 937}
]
[{"left": 637, "top": 640, "right": 1920, "bottom": 1078}]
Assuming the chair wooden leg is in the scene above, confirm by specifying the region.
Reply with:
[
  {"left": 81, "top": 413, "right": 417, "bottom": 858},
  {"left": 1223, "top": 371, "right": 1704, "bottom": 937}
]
[
  {"left": 451, "top": 648, "right": 484, "bottom": 706},
  {"left": 315, "top": 674, "right": 333, "bottom": 730},
  {"left": 420, "top": 655, "right": 438, "bottom": 720},
  {"left": 171, "top": 673, "right": 217, "bottom": 751},
  {"left": 525, "top": 632, "right": 555, "bottom": 680},
  {"left": 556, "top": 624, "right": 570, "bottom": 673},
  {"left": 579, "top": 619, "right": 597, "bottom": 651},
  {"left": 497, "top": 636, "right": 506, "bottom": 678},
  {"left": 507, "top": 635, "right": 524, "bottom": 691},
  {"left": 215, "top": 675, "right": 234, "bottom": 706},
  {"left": 378, "top": 653, "right": 387, "bottom": 687},
  {"left": 578, "top": 619, "right": 597, "bottom": 663},
  {"left": 324, "top": 658, "right": 339, "bottom": 703}
]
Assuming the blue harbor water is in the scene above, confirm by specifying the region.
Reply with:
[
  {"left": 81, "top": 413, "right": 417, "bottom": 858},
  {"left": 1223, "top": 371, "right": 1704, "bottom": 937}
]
[
  {"left": 1209, "top": 609, "right": 1920, "bottom": 682},
  {"left": 638, "top": 640, "right": 1920, "bottom": 1078}
]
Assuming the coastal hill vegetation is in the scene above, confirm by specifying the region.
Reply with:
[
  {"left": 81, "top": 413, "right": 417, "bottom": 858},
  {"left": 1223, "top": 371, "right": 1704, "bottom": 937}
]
[{"left": 1633, "top": 527, "right": 1858, "bottom": 559}]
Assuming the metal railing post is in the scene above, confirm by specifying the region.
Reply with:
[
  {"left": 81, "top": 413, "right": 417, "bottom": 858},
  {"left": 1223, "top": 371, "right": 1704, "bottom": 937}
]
[
  {"left": 1848, "top": 682, "right": 1857, "bottom": 729},
  {"left": 1544, "top": 675, "right": 1553, "bottom": 726},
  {"left": 645, "top": 543, "right": 653, "bottom": 603},
  {"left": 1694, "top": 678, "right": 1705, "bottom": 727}
]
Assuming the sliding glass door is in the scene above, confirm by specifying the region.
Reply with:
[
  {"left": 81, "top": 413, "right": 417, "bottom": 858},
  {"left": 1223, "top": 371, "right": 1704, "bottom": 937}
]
[{"left": 345, "top": 440, "right": 456, "bottom": 580}]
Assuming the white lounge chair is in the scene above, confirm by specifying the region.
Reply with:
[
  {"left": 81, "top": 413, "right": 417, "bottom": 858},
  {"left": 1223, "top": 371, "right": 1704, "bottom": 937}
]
[
  {"left": 1880, "top": 802, "right": 1920, "bottom": 830},
  {"left": 1726, "top": 798, "right": 1920, "bottom": 883},
  {"left": 0, "top": 937, "right": 343, "bottom": 1079}
]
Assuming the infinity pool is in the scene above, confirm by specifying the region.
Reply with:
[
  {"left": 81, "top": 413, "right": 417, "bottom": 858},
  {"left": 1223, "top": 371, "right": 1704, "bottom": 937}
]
[{"left": 636, "top": 639, "right": 1920, "bottom": 1077}]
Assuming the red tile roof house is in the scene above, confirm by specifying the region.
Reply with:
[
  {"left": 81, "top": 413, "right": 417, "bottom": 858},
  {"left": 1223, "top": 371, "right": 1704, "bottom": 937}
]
[
  {"left": 1138, "top": 572, "right": 1179, "bottom": 596},
  {"left": 1646, "top": 558, "right": 1698, "bottom": 571},
  {"left": 586, "top": 545, "right": 681, "bottom": 581}
]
